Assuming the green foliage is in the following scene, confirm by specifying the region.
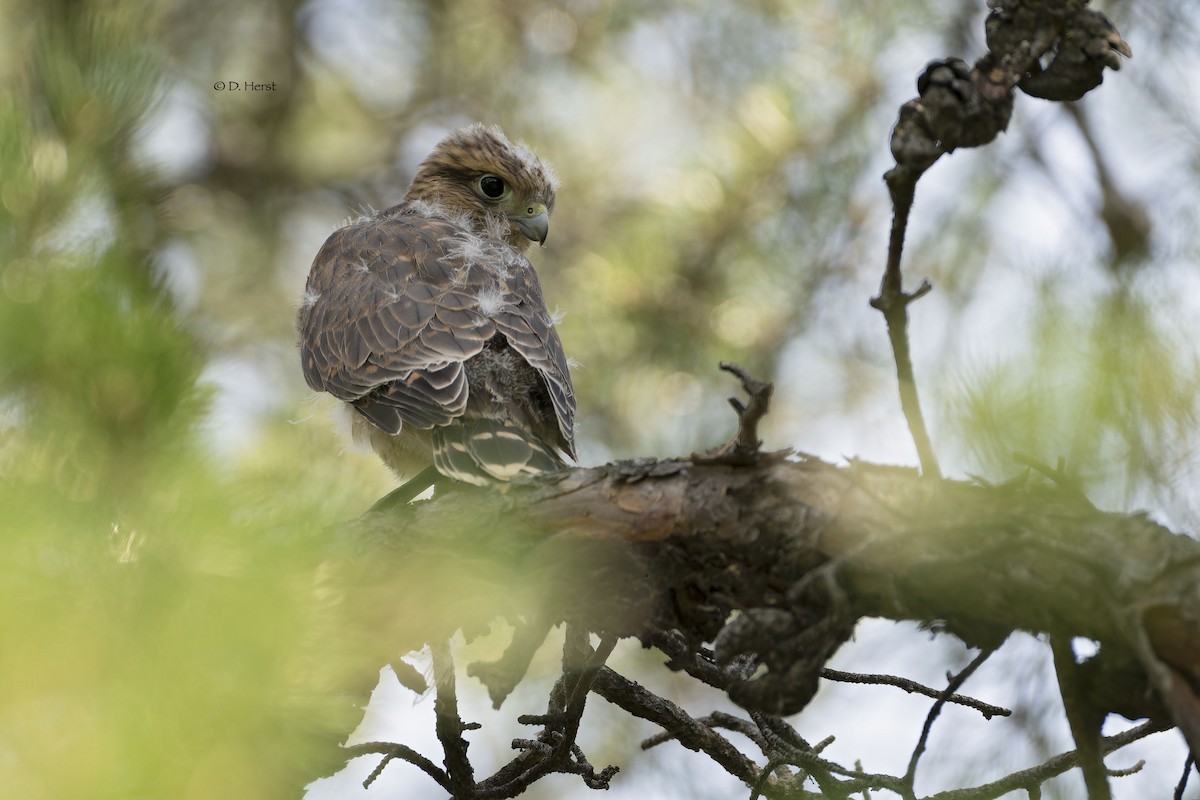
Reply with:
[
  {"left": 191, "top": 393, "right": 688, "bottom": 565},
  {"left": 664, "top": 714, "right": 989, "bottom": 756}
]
[
  {"left": 0, "top": 3, "right": 369, "bottom": 797},
  {"left": 944, "top": 278, "right": 1200, "bottom": 506}
]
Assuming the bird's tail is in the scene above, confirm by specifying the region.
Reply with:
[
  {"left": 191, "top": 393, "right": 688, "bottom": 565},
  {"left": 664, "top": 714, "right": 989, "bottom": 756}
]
[{"left": 431, "top": 419, "right": 567, "bottom": 486}]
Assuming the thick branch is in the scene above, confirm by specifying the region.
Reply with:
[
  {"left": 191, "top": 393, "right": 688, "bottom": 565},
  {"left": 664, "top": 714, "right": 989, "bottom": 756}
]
[
  {"left": 1052, "top": 635, "right": 1111, "bottom": 799},
  {"left": 336, "top": 456, "right": 1200, "bottom": 753}
]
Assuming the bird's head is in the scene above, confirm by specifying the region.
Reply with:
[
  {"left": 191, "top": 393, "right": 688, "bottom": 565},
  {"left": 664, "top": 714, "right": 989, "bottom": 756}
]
[{"left": 405, "top": 124, "right": 558, "bottom": 253}]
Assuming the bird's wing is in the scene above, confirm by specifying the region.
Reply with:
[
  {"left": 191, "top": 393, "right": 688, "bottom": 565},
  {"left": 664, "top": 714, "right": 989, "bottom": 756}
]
[
  {"left": 298, "top": 210, "right": 574, "bottom": 451},
  {"left": 489, "top": 266, "right": 576, "bottom": 456}
]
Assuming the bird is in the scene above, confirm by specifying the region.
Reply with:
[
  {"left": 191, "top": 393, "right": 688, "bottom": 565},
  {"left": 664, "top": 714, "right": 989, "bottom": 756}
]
[{"left": 297, "top": 124, "right": 575, "bottom": 498}]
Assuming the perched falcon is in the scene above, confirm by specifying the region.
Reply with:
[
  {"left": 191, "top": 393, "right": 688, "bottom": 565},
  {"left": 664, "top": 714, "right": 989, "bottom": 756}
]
[{"left": 298, "top": 124, "right": 575, "bottom": 489}]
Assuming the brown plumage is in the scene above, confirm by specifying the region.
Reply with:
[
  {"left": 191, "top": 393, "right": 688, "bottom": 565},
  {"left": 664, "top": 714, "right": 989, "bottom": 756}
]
[{"left": 297, "top": 124, "right": 574, "bottom": 486}]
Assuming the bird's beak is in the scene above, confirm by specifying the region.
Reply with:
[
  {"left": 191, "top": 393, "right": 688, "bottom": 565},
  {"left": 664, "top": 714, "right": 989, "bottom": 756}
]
[{"left": 510, "top": 204, "right": 550, "bottom": 246}]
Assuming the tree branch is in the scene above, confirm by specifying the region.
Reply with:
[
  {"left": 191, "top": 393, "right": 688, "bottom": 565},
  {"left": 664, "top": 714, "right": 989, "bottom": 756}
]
[
  {"left": 906, "top": 648, "right": 997, "bottom": 795},
  {"left": 431, "top": 639, "right": 476, "bottom": 797},
  {"left": 330, "top": 451, "right": 1199, "bottom": 795},
  {"left": 590, "top": 665, "right": 806, "bottom": 796},
  {"left": 344, "top": 741, "right": 449, "bottom": 792},
  {"left": 872, "top": 0, "right": 1132, "bottom": 480},
  {"left": 1173, "top": 754, "right": 1194, "bottom": 800},
  {"left": 923, "top": 720, "right": 1163, "bottom": 800},
  {"left": 870, "top": 168, "right": 941, "bottom": 481},
  {"left": 474, "top": 629, "right": 619, "bottom": 797},
  {"left": 1051, "top": 635, "right": 1111, "bottom": 799},
  {"left": 820, "top": 667, "right": 1010, "bottom": 719}
]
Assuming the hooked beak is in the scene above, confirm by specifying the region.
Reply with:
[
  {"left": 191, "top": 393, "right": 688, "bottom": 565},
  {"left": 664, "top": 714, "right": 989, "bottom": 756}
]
[{"left": 509, "top": 204, "right": 550, "bottom": 246}]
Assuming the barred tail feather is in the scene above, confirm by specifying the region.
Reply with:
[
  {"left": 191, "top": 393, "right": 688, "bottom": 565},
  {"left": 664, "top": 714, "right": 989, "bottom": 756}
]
[{"left": 431, "top": 419, "right": 566, "bottom": 486}]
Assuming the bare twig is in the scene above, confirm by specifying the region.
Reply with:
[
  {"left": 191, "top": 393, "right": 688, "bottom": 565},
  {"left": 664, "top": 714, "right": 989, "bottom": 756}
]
[
  {"left": 695, "top": 362, "right": 783, "bottom": 465},
  {"left": 751, "top": 711, "right": 851, "bottom": 800},
  {"left": 720, "top": 361, "right": 773, "bottom": 453},
  {"left": 555, "top": 629, "right": 617, "bottom": 758},
  {"left": 821, "top": 668, "right": 1010, "bottom": 719},
  {"left": 856, "top": 760, "right": 873, "bottom": 800},
  {"left": 570, "top": 741, "right": 621, "bottom": 789},
  {"left": 432, "top": 639, "right": 476, "bottom": 797},
  {"left": 869, "top": 167, "right": 941, "bottom": 481},
  {"left": 1105, "top": 759, "right": 1144, "bottom": 778},
  {"left": 749, "top": 710, "right": 813, "bottom": 754},
  {"left": 1174, "top": 754, "right": 1194, "bottom": 800},
  {"left": 923, "top": 720, "right": 1163, "bottom": 800},
  {"left": 650, "top": 630, "right": 841, "bottom": 791},
  {"left": 648, "top": 630, "right": 856, "bottom": 795},
  {"left": 591, "top": 665, "right": 777, "bottom": 791},
  {"left": 478, "top": 630, "right": 618, "bottom": 797},
  {"left": 653, "top": 631, "right": 741, "bottom": 690},
  {"left": 641, "top": 710, "right": 767, "bottom": 752},
  {"left": 750, "top": 757, "right": 794, "bottom": 800},
  {"left": 344, "top": 741, "right": 449, "bottom": 791},
  {"left": 905, "top": 648, "right": 997, "bottom": 793}
]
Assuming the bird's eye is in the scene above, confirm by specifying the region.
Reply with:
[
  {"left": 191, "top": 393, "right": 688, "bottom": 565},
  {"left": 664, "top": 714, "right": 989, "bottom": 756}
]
[{"left": 478, "top": 175, "right": 506, "bottom": 199}]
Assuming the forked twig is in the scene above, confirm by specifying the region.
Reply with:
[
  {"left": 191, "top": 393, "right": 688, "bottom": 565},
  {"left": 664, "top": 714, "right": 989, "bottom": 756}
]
[
  {"left": 432, "top": 639, "right": 476, "bottom": 797},
  {"left": 720, "top": 361, "right": 773, "bottom": 453},
  {"left": 905, "top": 647, "right": 997, "bottom": 791},
  {"left": 695, "top": 362, "right": 783, "bottom": 465},
  {"left": 347, "top": 741, "right": 449, "bottom": 791},
  {"left": 870, "top": 167, "right": 941, "bottom": 481}
]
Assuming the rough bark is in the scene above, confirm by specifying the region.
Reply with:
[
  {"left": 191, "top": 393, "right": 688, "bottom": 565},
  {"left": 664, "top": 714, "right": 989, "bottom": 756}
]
[{"left": 334, "top": 453, "right": 1200, "bottom": 758}]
